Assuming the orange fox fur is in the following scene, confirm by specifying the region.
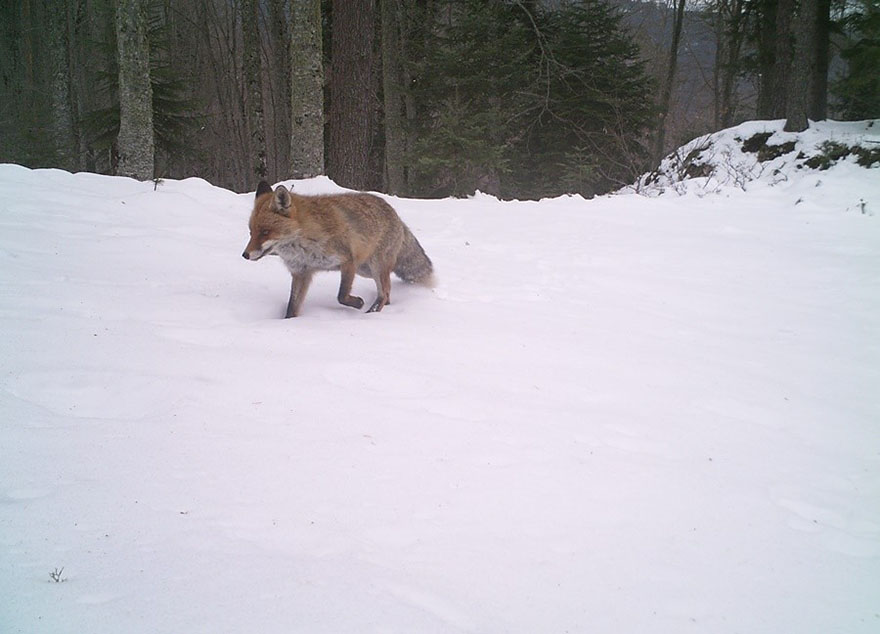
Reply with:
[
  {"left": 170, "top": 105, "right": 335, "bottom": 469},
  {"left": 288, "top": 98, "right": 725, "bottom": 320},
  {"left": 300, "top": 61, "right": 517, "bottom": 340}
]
[{"left": 242, "top": 181, "right": 433, "bottom": 317}]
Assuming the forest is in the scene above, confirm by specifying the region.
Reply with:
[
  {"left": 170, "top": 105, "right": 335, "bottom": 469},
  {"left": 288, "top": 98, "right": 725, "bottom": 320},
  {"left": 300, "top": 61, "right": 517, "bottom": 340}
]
[{"left": 1, "top": 0, "right": 878, "bottom": 199}]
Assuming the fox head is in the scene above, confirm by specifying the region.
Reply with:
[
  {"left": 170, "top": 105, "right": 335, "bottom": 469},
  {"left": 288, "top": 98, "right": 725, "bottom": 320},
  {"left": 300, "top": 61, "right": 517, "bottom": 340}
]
[{"left": 241, "top": 181, "right": 295, "bottom": 261}]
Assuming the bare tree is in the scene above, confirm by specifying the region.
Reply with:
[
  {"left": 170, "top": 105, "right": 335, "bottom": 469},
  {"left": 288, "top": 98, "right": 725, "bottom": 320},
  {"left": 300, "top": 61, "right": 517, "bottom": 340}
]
[
  {"left": 242, "top": 0, "right": 268, "bottom": 180},
  {"left": 269, "top": 0, "right": 291, "bottom": 176},
  {"left": 654, "top": 0, "right": 687, "bottom": 161},
  {"left": 712, "top": 0, "right": 751, "bottom": 128},
  {"left": 289, "top": 0, "right": 324, "bottom": 178},
  {"left": 46, "top": 0, "right": 78, "bottom": 171},
  {"left": 116, "top": 0, "right": 154, "bottom": 180}
]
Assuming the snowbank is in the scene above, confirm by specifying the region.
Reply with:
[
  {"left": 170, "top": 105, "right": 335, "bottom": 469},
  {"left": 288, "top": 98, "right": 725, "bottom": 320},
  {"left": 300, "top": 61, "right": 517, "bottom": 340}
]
[{"left": 1, "top": 128, "right": 879, "bottom": 633}]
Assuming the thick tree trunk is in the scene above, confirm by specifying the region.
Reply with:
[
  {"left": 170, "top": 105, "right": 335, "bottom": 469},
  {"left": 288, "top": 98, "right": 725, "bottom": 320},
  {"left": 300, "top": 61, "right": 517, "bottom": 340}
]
[
  {"left": 327, "top": 0, "right": 375, "bottom": 189},
  {"left": 784, "top": 0, "right": 817, "bottom": 132},
  {"left": 810, "top": 0, "right": 830, "bottom": 120},
  {"left": 242, "top": 0, "right": 268, "bottom": 180},
  {"left": 289, "top": 0, "right": 324, "bottom": 178},
  {"left": 116, "top": 0, "right": 154, "bottom": 180},
  {"left": 381, "top": 0, "right": 405, "bottom": 194},
  {"left": 46, "top": 0, "right": 78, "bottom": 171}
]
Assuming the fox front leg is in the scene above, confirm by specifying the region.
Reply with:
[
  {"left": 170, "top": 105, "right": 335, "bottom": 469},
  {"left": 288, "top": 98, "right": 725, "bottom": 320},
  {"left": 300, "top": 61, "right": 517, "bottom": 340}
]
[{"left": 285, "top": 271, "right": 313, "bottom": 318}]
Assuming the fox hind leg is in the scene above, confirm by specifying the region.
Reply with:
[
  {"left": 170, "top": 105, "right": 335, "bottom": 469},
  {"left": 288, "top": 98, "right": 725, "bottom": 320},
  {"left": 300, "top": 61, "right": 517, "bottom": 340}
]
[
  {"left": 337, "top": 261, "right": 364, "bottom": 310},
  {"left": 367, "top": 265, "right": 392, "bottom": 313}
]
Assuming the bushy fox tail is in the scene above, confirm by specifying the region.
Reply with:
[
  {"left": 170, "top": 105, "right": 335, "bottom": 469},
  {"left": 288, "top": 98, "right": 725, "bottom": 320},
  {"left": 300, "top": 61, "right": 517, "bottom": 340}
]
[{"left": 394, "top": 225, "right": 434, "bottom": 286}]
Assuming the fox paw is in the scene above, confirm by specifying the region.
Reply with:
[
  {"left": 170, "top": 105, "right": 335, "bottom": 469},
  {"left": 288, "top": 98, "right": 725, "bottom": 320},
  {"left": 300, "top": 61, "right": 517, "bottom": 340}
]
[{"left": 340, "top": 295, "right": 364, "bottom": 310}]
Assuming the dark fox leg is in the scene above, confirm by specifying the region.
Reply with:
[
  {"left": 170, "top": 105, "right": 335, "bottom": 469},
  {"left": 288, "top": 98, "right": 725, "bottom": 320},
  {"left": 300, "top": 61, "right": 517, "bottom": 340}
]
[
  {"left": 367, "top": 266, "right": 392, "bottom": 313},
  {"left": 285, "top": 271, "right": 313, "bottom": 318},
  {"left": 337, "top": 261, "right": 364, "bottom": 310}
]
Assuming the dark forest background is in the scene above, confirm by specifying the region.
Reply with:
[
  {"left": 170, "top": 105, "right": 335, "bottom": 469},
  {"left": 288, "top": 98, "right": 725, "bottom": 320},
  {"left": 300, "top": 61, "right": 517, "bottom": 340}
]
[{"left": 1, "top": 0, "right": 878, "bottom": 199}]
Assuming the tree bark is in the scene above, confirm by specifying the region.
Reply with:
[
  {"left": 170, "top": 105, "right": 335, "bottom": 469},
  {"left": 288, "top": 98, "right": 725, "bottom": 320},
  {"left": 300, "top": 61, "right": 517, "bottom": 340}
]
[
  {"left": 242, "top": 0, "right": 268, "bottom": 180},
  {"left": 715, "top": 0, "right": 749, "bottom": 128},
  {"left": 46, "top": 0, "right": 78, "bottom": 171},
  {"left": 784, "top": 0, "right": 817, "bottom": 132},
  {"left": 810, "top": 0, "right": 830, "bottom": 120},
  {"left": 269, "top": 0, "right": 290, "bottom": 177},
  {"left": 772, "top": 0, "right": 796, "bottom": 120},
  {"left": 755, "top": 0, "right": 780, "bottom": 118},
  {"left": 327, "top": 0, "right": 375, "bottom": 189},
  {"left": 381, "top": 0, "right": 405, "bottom": 194},
  {"left": 289, "top": 0, "right": 324, "bottom": 178},
  {"left": 116, "top": 0, "right": 154, "bottom": 180}
]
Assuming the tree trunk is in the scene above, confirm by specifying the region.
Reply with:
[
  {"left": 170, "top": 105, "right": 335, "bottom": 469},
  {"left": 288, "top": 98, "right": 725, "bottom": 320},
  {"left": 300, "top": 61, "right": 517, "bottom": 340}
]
[
  {"left": 755, "top": 0, "right": 779, "bottom": 118},
  {"left": 770, "top": 0, "right": 795, "bottom": 119},
  {"left": 269, "top": 0, "right": 290, "bottom": 177},
  {"left": 381, "top": 0, "right": 405, "bottom": 194},
  {"left": 116, "top": 0, "right": 154, "bottom": 180},
  {"left": 716, "top": 0, "right": 749, "bottom": 128},
  {"left": 327, "top": 0, "right": 375, "bottom": 189},
  {"left": 399, "top": 0, "right": 418, "bottom": 191},
  {"left": 713, "top": 4, "right": 725, "bottom": 129},
  {"left": 784, "top": 0, "right": 817, "bottom": 132},
  {"left": 242, "top": 0, "right": 268, "bottom": 181},
  {"left": 289, "top": 0, "right": 324, "bottom": 178},
  {"left": 46, "top": 0, "right": 78, "bottom": 171},
  {"left": 810, "top": 0, "right": 830, "bottom": 120},
  {"left": 654, "top": 0, "right": 686, "bottom": 162}
]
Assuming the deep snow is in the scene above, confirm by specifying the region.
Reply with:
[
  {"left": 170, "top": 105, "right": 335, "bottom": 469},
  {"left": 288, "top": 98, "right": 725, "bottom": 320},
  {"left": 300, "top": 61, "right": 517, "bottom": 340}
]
[{"left": 1, "top": 122, "right": 879, "bottom": 633}]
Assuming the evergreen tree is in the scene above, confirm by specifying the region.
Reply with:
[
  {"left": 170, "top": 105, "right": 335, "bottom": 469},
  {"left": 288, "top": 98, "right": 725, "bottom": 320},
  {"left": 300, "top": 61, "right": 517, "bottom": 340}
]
[
  {"left": 82, "top": 0, "right": 202, "bottom": 178},
  {"left": 408, "top": 0, "right": 654, "bottom": 199},
  {"left": 835, "top": 0, "right": 880, "bottom": 119}
]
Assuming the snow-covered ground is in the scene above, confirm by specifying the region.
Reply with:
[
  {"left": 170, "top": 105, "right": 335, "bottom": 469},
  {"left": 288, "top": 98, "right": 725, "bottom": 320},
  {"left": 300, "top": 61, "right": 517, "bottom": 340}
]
[{"left": 2, "top": 121, "right": 879, "bottom": 633}]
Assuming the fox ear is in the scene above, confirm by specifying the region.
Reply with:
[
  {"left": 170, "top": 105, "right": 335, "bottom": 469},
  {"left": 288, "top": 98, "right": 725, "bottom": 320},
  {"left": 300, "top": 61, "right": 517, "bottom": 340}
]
[
  {"left": 273, "top": 185, "right": 292, "bottom": 216},
  {"left": 255, "top": 180, "right": 272, "bottom": 199}
]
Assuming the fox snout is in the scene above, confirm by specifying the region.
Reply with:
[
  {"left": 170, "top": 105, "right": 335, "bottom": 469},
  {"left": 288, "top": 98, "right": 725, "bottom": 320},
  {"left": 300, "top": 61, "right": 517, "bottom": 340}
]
[{"left": 242, "top": 241, "right": 268, "bottom": 261}]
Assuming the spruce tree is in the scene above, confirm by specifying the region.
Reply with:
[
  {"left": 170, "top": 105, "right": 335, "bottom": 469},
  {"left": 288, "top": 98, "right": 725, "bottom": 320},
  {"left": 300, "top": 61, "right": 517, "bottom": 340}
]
[
  {"left": 408, "top": 0, "right": 654, "bottom": 198},
  {"left": 835, "top": 0, "right": 880, "bottom": 119}
]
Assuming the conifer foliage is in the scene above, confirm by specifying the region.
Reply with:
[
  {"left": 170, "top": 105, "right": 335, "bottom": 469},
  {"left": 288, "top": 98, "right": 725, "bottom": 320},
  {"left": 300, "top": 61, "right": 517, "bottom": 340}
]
[
  {"left": 407, "top": 0, "right": 655, "bottom": 199},
  {"left": 835, "top": 0, "right": 880, "bottom": 120}
]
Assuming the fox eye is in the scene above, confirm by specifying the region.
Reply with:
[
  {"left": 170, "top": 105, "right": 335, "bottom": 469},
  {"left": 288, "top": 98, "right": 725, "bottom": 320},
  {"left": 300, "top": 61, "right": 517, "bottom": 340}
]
[{"left": 259, "top": 229, "right": 270, "bottom": 237}]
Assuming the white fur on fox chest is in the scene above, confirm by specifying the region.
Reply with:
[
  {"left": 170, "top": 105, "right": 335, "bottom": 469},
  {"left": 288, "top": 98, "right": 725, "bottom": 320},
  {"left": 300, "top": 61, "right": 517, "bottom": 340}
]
[{"left": 270, "top": 237, "right": 342, "bottom": 273}]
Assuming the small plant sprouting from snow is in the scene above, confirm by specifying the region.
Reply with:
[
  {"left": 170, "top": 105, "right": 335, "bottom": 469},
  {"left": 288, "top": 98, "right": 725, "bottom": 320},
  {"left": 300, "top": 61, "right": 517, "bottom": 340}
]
[{"left": 49, "top": 567, "right": 67, "bottom": 583}]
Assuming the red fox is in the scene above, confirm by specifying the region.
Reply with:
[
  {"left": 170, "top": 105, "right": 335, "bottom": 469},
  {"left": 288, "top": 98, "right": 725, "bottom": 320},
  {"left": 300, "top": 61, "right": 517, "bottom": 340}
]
[{"left": 242, "top": 181, "right": 433, "bottom": 317}]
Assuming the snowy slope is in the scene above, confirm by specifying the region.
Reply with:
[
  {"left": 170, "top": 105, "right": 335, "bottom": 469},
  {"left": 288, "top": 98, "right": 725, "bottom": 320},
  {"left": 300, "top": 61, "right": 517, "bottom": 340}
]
[
  {"left": 633, "top": 119, "right": 879, "bottom": 207},
  {"left": 2, "top": 126, "right": 879, "bottom": 633}
]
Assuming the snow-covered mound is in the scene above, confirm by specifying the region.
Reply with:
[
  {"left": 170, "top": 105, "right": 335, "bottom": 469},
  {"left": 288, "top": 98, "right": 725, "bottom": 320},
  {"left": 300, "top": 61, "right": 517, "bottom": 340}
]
[
  {"left": 1, "top": 160, "right": 879, "bottom": 633},
  {"left": 631, "top": 120, "right": 880, "bottom": 209}
]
